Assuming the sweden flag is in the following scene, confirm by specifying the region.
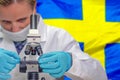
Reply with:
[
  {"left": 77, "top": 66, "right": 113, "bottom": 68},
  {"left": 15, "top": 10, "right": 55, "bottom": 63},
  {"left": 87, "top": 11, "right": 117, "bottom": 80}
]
[{"left": 37, "top": 0, "right": 120, "bottom": 80}]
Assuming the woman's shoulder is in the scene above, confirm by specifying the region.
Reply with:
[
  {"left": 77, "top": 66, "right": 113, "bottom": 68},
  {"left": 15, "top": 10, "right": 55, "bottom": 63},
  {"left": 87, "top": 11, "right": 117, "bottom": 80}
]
[
  {"left": 47, "top": 25, "right": 68, "bottom": 35},
  {"left": 46, "top": 25, "right": 74, "bottom": 39}
]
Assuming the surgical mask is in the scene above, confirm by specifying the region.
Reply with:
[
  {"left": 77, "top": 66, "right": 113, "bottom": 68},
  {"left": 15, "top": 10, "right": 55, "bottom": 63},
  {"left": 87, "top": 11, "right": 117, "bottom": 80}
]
[{"left": 1, "top": 25, "right": 30, "bottom": 41}]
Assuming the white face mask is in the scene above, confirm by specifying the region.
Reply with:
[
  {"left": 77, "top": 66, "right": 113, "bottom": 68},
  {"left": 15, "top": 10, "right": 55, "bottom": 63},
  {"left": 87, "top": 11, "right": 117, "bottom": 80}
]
[{"left": 1, "top": 25, "right": 30, "bottom": 41}]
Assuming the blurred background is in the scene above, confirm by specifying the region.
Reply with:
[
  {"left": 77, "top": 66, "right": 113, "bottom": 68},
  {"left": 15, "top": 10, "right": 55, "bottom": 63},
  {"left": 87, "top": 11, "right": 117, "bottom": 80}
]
[{"left": 36, "top": 0, "right": 120, "bottom": 80}]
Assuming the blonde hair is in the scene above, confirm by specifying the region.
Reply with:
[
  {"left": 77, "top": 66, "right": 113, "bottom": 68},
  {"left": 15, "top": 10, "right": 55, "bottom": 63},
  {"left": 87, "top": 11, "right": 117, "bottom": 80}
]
[{"left": 0, "top": 0, "right": 36, "bottom": 9}]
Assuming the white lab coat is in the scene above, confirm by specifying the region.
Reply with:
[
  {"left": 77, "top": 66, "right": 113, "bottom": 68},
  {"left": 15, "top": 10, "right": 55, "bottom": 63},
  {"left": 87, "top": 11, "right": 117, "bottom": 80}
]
[{"left": 0, "top": 15, "right": 108, "bottom": 80}]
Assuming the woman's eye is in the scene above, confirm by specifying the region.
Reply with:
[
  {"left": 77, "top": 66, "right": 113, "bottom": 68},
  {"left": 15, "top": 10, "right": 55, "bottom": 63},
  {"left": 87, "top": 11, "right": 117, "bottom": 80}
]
[
  {"left": 18, "top": 18, "right": 27, "bottom": 23},
  {"left": 2, "top": 20, "right": 11, "bottom": 24}
]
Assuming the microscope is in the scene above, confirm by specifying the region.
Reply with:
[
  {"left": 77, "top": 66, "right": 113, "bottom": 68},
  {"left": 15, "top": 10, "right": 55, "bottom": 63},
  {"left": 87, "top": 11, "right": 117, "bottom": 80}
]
[{"left": 19, "top": 14, "right": 44, "bottom": 80}]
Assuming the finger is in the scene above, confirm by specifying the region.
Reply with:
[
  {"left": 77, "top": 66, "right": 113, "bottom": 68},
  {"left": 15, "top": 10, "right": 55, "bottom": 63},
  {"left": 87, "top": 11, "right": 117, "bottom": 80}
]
[
  {"left": 4, "top": 63, "right": 16, "bottom": 72},
  {"left": 0, "top": 67, "right": 10, "bottom": 73},
  {"left": 0, "top": 73, "right": 11, "bottom": 80},
  {"left": 38, "top": 55, "right": 58, "bottom": 64},
  {"left": 3, "top": 50, "right": 20, "bottom": 60},
  {"left": 1, "top": 63, "right": 15, "bottom": 73},
  {"left": 4, "top": 54, "right": 20, "bottom": 64},
  {"left": 7, "top": 58, "right": 20, "bottom": 64},
  {"left": 39, "top": 52, "right": 56, "bottom": 59},
  {"left": 43, "top": 67, "right": 62, "bottom": 74},
  {"left": 50, "top": 71, "right": 64, "bottom": 78},
  {"left": 40, "top": 61, "right": 59, "bottom": 69}
]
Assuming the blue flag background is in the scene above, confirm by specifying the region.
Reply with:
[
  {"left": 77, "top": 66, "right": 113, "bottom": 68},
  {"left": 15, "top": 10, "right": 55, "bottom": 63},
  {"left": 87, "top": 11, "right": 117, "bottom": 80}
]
[{"left": 37, "top": 0, "right": 83, "bottom": 19}]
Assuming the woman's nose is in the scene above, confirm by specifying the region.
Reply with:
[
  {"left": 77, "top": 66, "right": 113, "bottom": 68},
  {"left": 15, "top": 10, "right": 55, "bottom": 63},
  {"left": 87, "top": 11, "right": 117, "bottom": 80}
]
[{"left": 11, "top": 22, "right": 20, "bottom": 32}]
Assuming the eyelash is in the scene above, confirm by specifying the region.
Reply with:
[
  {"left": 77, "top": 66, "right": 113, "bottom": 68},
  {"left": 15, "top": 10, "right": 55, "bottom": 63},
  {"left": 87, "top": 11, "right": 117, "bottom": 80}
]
[
  {"left": 18, "top": 19, "right": 26, "bottom": 23},
  {"left": 2, "top": 21, "right": 11, "bottom": 24}
]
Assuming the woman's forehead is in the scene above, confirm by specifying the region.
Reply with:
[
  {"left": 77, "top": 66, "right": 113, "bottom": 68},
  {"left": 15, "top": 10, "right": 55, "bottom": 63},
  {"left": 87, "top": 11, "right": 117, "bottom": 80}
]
[{"left": 0, "top": 2, "right": 32, "bottom": 21}]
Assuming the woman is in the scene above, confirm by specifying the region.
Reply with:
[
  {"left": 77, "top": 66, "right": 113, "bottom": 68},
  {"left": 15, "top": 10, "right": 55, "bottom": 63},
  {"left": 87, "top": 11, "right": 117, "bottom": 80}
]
[{"left": 0, "top": 0, "right": 107, "bottom": 80}]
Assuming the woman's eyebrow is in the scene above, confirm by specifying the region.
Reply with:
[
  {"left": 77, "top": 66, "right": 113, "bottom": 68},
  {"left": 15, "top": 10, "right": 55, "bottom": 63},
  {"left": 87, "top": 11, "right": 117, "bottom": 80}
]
[{"left": 16, "top": 17, "right": 28, "bottom": 22}]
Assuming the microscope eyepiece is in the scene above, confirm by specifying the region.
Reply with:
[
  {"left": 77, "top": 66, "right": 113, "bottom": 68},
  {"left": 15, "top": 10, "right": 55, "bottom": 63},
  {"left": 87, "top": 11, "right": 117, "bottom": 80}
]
[{"left": 30, "top": 14, "right": 38, "bottom": 29}]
